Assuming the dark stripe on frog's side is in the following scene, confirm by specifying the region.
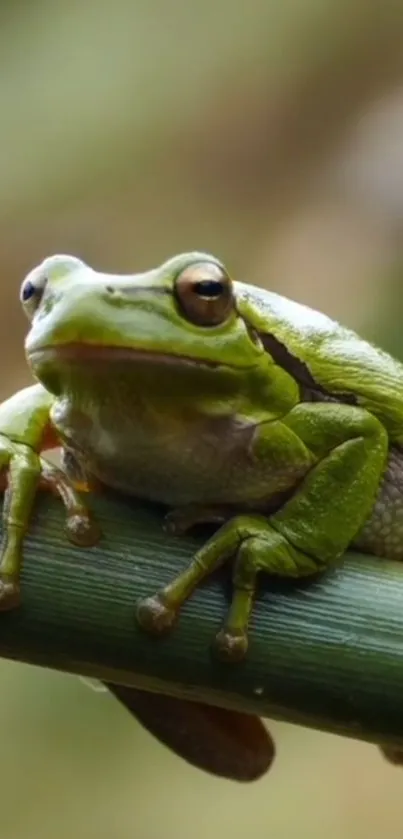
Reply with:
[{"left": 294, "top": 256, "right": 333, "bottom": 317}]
[
  {"left": 243, "top": 320, "right": 403, "bottom": 561},
  {"left": 256, "top": 329, "right": 357, "bottom": 406}
]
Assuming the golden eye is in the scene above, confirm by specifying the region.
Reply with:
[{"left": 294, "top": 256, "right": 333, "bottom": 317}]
[{"left": 175, "top": 262, "right": 234, "bottom": 326}]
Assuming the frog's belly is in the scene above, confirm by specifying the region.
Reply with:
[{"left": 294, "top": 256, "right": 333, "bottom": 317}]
[{"left": 56, "top": 405, "right": 306, "bottom": 509}]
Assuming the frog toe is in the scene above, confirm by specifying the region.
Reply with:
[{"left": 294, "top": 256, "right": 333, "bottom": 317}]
[
  {"left": 0, "top": 575, "right": 21, "bottom": 611},
  {"left": 213, "top": 628, "right": 249, "bottom": 662},
  {"left": 65, "top": 513, "right": 100, "bottom": 547},
  {"left": 136, "top": 594, "right": 177, "bottom": 635}
]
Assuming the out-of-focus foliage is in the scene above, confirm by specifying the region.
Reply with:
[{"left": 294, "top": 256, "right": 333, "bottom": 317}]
[{"left": 1, "top": 1, "right": 403, "bottom": 837}]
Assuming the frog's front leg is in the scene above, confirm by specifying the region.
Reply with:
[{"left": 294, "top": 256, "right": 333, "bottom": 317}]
[
  {"left": 137, "top": 404, "right": 388, "bottom": 659},
  {"left": 39, "top": 460, "right": 100, "bottom": 546},
  {"left": 0, "top": 438, "right": 40, "bottom": 607},
  {"left": 0, "top": 384, "right": 101, "bottom": 610},
  {"left": 0, "top": 438, "right": 99, "bottom": 609}
]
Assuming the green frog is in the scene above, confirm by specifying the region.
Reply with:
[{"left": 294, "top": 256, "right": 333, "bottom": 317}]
[{"left": 0, "top": 250, "right": 402, "bottom": 779}]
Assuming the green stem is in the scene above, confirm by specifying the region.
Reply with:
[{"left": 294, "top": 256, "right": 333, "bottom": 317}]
[{"left": 0, "top": 490, "right": 402, "bottom": 750}]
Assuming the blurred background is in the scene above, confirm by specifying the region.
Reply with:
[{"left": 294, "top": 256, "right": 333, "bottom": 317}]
[{"left": 1, "top": 0, "right": 403, "bottom": 836}]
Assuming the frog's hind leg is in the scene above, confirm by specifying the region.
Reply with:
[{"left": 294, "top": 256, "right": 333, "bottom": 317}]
[
  {"left": 136, "top": 513, "right": 320, "bottom": 653},
  {"left": 137, "top": 403, "right": 388, "bottom": 659},
  {"left": 213, "top": 523, "right": 321, "bottom": 660},
  {"left": 214, "top": 537, "right": 264, "bottom": 661}
]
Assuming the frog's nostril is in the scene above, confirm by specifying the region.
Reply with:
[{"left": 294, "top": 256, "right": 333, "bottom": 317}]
[{"left": 103, "top": 285, "right": 125, "bottom": 306}]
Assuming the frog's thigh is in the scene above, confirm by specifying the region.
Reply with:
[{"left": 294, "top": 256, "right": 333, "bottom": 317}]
[{"left": 269, "top": 402, "right": 388, "bottom": 561}]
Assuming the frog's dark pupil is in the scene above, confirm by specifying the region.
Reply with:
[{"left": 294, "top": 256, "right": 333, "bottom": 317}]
[
  {"left": 22, "top": 281, "right": 36, "bottom": 301},
  {"left": 194, "top": 279, "right": 224, "bottom": 298}
]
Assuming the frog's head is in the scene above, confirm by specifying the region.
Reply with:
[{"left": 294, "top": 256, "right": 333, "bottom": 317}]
[{"left": 21, "top": 252, "right": 273, "bottom": 401}]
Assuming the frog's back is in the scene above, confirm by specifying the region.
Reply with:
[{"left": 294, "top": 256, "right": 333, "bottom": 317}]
[{"left": 237, "top": 281, "right": 403, "bottom": 444}]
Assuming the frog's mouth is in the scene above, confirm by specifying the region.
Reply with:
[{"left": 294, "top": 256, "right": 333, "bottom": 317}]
[{"left": 28, "top": 343, "right": 225, "bottom": 370}]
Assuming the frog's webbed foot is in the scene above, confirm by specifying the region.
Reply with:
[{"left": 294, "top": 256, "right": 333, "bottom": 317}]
[
  {"left": 163, "top": 504, "right": 230, "bottom": 535},
  {"left": 0, "top": 436, "right": 100, "bottom": 611}
]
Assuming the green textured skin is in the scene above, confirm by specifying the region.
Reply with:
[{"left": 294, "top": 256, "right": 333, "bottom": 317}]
[
  {"left": 0, "top": 250, "right": 403, "bottom": 777},
  {"left": 2, "top": 250, "right": 403, "bottom": 640}
]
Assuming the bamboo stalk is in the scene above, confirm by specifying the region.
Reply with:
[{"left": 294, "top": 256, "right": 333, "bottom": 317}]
[{"left": 1, "top": 490, "right": 403, "bottom": 751}]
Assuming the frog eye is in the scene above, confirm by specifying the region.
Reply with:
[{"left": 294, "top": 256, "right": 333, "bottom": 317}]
[
  {"left": 20, "top": 254, "right": 85, "bottom": 320},
  {"left": 20, "top": 267, "right": 48, "bottom": 320},
  {"left": 175, "top": 262, "right": 234, "bottom": 326}
]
